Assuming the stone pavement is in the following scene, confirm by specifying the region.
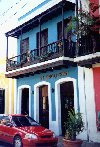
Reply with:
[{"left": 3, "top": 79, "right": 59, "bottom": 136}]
[{"left": 57, "top": 136, "right": 100, "bottom": 147}]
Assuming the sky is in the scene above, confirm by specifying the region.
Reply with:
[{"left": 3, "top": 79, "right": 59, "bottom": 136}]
[
  {"left": 0, "top": 0, "right": 45, "bottom": 58},
  {"left": 0, "top": 0, "right": 89, "bottom": 59}
]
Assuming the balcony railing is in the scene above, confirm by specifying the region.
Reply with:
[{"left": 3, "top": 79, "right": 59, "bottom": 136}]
[
  {"left": 6, "top": 39, "right": 75, "bottom": 71},
  {"left": 78, "top": 33, "right": 100, "bottom": 56}
]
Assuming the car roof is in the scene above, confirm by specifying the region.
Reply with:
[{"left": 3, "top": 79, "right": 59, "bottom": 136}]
[
  {"left": 0, "top": 114, "right": 8, "bottom": 120},
  {"left": 0, "top": 114, "right": 8, "bottom": 118},
  {"left": 9, "top": 114, "right": 28, "bottom": 117},
  {"left": 0, "top": 114, "right": 27, "bottom": 117}
]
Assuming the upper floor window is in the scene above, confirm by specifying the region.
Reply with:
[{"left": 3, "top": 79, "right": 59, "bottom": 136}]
[
  {"left": 20, "top": 38, "right": 29, "bottom": 54},
  {"left": 57, "top": 18, "right": 71, "bottom": 40},
  {"left": 37, "top": 29, "right": 48, "bottom": 48}
]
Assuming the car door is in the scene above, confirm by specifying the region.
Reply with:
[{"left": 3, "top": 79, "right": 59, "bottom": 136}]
[
  {"left": 0, "top": 116, "right": 8, "bottom": 141},
  {"left": 0, "top": 116, "right": 14, "bottom": 144},
  {"left": 0, "top": 119, "right": 4, "bottom": 140}
]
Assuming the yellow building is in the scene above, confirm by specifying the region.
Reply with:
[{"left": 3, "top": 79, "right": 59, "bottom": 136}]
[{"left": 0, "top": 58, "right": 15, "bottom": 114}]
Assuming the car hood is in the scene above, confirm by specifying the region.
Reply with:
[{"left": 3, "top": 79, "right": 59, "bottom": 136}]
[{"left": 18, "top": 126, "right": 53, "bottom": 136}]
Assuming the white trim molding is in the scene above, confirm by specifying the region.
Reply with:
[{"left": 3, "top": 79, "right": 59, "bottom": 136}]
[
  {"left": 18, "top": 85, "right": 31, "bottom": 116},
  {"left": 34, "top": 81, "right": 52, "bottom": 130},
  {"left": 78, "top": 66, "right": 100, "bottom": 142},
  {"left": 9, "top": 78, "right": 12, "bottom": 114},
  {"left": 5, "top": 57, "right": 74, "bottom": 75},
  {"left": 55, "top": 77, "right": 78, "bottom": 135},
  {"left": 74, "top": 52, "right": 100, "bottom": 62},
  {"left": 14, "top": 79, "right": 17, "bottom": 114}
]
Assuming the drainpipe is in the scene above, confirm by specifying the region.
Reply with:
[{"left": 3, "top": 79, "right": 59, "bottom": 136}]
[{"left": 83, "top": 67, "right": 89, "bottom": 142}]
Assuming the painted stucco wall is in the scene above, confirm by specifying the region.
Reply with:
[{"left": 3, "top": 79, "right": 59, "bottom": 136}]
[
  {"left": 78, "top": 66, "right": 100, "bottom": 142},
  {"left": 17, "top": 0, "right": 75, "bottom": 27},
  {"left": 17, "top": 10, "right": 75, "bottom": 55},
  {"left": 93, "top": 67, "right": 100, "bottom": 124},
  {"left": 0, "top": 58, "right": 15, "bottom": 114},
  {"left": 17, "top": 67, "right": 78, "bottom": 119}
]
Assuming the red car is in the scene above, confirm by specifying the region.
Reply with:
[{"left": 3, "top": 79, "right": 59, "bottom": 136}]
[{"left": 0, "top": 114, "right": 58, "bottom": 147}]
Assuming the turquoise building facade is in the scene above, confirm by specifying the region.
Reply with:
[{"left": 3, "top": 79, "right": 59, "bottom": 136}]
[{"left": 5, "top": 0, "right": 80, "bottom": 135}]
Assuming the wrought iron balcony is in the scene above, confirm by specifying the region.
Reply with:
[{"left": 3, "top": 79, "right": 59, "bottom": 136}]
[
  {"left": 78, "top": 33, "right": 100, "bottom": 56},
  {"left": 6, "top": 39, "right": 75, "bottom": 72}
]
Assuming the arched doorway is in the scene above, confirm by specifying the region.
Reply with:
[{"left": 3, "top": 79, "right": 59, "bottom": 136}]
[
  {"left": 21, "top": 88, "right": 29, "bottom": 115},
  {"left": 60, "top": 81, "right": 74, "bottom": 135},
  {"left": 39, "top": 85, "right": 49, "bottom": 128}
]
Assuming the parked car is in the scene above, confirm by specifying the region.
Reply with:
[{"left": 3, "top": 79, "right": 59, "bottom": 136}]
[{"left": 0, "top": 114, "right": 58, "bottom": 147}]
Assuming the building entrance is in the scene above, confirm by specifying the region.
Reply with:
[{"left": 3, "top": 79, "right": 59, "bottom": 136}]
[
  {"left": 0, "top": 89, "right": 5, "bottom": 114},
  {"left": 21, "top": 88, "right": 29, "bottom": 115},
  {"left": 60, "top": 81, "right": 74, "bottom": 135},
  {"left": 39, "top": 85, "right": 49, "bottom": 128}
]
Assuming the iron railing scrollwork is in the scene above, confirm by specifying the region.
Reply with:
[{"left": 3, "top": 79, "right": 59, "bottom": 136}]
[{"left": 6, "top": 38, "right": 81, "bottom": 71}]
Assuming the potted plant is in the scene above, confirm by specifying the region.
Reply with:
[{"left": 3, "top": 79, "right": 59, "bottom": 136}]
[{"left": 63, "top": 109, "right": 84, "bottom": 147}]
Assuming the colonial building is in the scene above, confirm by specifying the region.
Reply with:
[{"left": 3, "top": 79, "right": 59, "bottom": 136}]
[
  {"left": 5, "top": 0, "right": 100, "bottom": 142},
  {"left": 74, "top": 0, "right": 100, "bottom": 142},
  {"left": 0, "top": 58, "right": 15, "bottom": 114}
]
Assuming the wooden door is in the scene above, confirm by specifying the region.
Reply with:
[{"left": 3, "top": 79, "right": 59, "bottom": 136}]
[
  {"left": 39, "top": 85, "right": 49, "bottom": 128},
  {"left": 60, "top": 81, "right": 74, "bottom": 135}
]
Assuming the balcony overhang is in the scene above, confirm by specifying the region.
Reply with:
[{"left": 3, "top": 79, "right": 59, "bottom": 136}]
[
  {"left": 5, "top": 0, "right": 75, "bottom": 38},
  {"left": 5, "top": 57, "right": 76, "bottom": 78},
  {"left": 74, "top": 52, "right": 100, "bottom": 67}
]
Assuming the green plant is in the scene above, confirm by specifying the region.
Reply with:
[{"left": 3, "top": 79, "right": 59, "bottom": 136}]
[
  {"left": 66, "top": 1, "right": 100, "bottom": 36},
  {"left": 64, "top": 109, "right": 84, "bottom": 141}
]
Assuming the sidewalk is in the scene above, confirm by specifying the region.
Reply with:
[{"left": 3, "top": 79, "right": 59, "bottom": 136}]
[{"left": 57, "top": 136, "right": 100, "bottom": 147}]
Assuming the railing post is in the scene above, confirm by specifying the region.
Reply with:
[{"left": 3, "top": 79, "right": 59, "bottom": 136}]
[
  {"left": 6, "top": 36, "right": 8, "bottom": 71},
  {"left": 39, "top": 18, "right": 41, "bottom": 56},
  {"left": 6, "top": 36, "right": 8, "bottom": 59},
  {"left": 61, "top": 3, "right": 65, "bottom": 56},
  {"left": 75, "top": 0, "right": 80, "bottom": 57}
]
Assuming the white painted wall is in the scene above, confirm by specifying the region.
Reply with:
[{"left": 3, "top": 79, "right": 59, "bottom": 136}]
[
  {"left": 17, "top": 85, "right": 31, "bottom": 116},
  {"left": 77, "top": 67, "right": 88, "bottom": 140},
  {"left": 78, "top": 66, "right": 100, "bottom": 142},
  {"left": 34, "top": 81, "right": 56, "bottom": 133}
]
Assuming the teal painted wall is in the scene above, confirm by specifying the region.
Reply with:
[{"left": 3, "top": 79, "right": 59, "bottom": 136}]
[
  {"left": 16, "top": 4, "right": 77, "bottom": 121},
  {"left": 17, "top": 67, "right": 78, "bottom": 120},
  {"left": 17, "top": 10, "right": 75, "bottom": 55}
]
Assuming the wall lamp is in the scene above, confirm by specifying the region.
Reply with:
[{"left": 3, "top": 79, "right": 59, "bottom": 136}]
[
  {"left": 32, "top": 90, "right": 34, "bottom": 94},
  {"left": 51, "top": 88, "right": 55, "bottom": 93}
]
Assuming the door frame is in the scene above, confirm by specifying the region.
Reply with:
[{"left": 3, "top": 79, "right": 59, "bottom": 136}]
[
  {"left": 18, "top": 85, "right": 31, "bottom": 116},
  {"left": 34, "top": 81, "right": 51, "bottom": 128},
  {"left": 55, "top": 77, "right": 78, "bottom": 135}
]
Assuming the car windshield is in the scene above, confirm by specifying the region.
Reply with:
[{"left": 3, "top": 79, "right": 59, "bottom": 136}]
[{"left": 12, "top": 116, "right": 40, "bottom": 127}]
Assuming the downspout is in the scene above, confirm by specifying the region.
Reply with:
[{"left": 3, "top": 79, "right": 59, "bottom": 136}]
[{"left": 83, "top": 67, "right": 89, "bottom": 142}]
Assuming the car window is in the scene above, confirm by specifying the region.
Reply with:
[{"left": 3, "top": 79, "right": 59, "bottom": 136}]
[
  {"left": 27, "top": 116, "right": 40, "bottom": 126},
  {"left": 0, "top": 116, "right": 10, "bottom": 125},
  {"left": 12, "top": 116, "right": 40, "bottom": 127}
]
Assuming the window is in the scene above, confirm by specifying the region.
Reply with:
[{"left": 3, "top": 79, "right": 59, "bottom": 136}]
[
  {"left": 57, "top": 18, "right": 71, "bottom": 40},
  {"left": 20, "top": 38, "right": 29, "bottom": 54},
  {"left": 37, "top": 29, "right": 48, "bottom": 48}
]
